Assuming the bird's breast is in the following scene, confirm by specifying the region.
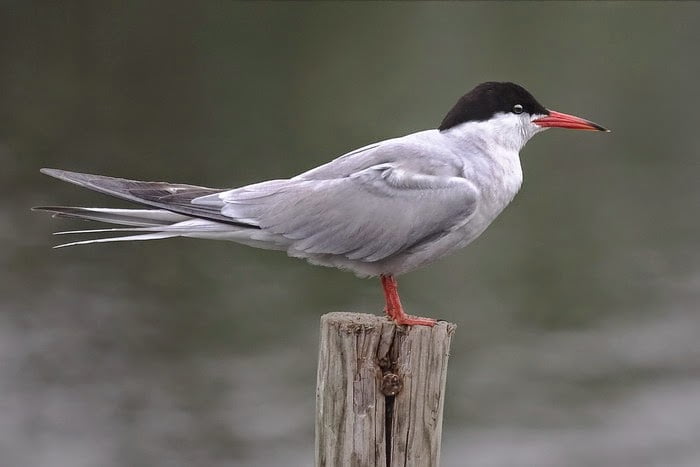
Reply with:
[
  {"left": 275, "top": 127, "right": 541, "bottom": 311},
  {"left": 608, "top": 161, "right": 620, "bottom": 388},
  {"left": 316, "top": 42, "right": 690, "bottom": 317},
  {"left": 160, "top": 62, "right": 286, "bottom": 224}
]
[{"left": 468, "top": 146, "right": 523, "bottom": 215}]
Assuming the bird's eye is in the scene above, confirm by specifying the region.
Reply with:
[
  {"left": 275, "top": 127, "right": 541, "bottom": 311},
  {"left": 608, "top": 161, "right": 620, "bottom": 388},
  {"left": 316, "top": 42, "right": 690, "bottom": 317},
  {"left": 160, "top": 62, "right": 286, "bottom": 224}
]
[{"left": 512, "top": 104, "right": 524, "bottom": 114}]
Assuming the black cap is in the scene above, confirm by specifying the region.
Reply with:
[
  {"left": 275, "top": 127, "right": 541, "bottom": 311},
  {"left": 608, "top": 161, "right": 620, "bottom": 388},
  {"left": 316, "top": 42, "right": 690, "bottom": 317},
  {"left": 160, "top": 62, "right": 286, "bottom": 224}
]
[{"left": 439, "top": 82, "right": 548, "bottom": 131}]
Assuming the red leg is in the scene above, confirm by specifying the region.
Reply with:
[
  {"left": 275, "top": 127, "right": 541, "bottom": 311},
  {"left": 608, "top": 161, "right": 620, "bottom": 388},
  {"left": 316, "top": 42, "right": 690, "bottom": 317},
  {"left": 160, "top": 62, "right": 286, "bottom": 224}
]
[{"left": 380, "top": 275, "right": 436, "bottom": 327}]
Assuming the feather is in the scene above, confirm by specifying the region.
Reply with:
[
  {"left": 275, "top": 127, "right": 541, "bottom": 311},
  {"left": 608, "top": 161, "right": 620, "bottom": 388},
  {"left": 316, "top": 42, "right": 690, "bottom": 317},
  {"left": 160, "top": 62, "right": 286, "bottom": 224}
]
[{"left": 53, "top": 232, "right": 178, "bottom": 249}]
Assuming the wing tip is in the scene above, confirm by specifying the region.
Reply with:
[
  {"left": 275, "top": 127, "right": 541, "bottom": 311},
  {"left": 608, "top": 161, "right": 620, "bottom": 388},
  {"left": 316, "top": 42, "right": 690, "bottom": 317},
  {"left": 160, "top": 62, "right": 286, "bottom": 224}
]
[
  {"left": 32, "top": 205, "right": 59, "bottom": 211},
  {"left": 40, "top": 168, "right": 65, "bottom": 178},
  {"left": 40, "top": 168, "right": 91, "bottom": 183}
]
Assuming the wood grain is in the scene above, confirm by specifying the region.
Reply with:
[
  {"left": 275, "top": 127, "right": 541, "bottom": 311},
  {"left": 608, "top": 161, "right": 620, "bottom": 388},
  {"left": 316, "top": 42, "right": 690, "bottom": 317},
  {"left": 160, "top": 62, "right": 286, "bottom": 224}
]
[{"left": 315, "top": 312, "right": 456, "bottom": 467}]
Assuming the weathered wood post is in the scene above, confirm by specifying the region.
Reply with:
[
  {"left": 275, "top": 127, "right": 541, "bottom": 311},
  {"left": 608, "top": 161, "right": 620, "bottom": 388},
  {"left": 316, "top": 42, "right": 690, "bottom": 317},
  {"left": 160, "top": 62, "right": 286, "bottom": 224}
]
[{"left": 315, "top": 312, "right": 456, "bottom": 467}]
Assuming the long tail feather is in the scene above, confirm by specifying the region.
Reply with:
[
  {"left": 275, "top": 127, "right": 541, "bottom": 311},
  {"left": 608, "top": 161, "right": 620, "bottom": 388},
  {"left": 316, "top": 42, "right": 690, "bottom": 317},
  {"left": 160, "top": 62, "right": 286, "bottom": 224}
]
[
  {"left": 53, "top": 221, "right": 235, "bottom": 235},
  {"left": 35, "top": 205, "right": 246, "bottom": 247},
  {"left": 39, "top": 206, "right": 181, "bottom": 247},
  {"left": 54, "top": 227, "right": 162, "bottom": 235},
  {"left": 54, "top": 232, "right": 179, "bottom": 249},
  {"left": 32, "top": 206, "right": 190, "bottom": 226}
]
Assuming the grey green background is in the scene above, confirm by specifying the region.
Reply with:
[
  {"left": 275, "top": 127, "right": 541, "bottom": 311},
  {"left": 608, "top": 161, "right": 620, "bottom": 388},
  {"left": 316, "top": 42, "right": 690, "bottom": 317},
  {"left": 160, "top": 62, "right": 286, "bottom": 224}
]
[{"left": 3, "top": 2, "right": 700, "bottom": 466}]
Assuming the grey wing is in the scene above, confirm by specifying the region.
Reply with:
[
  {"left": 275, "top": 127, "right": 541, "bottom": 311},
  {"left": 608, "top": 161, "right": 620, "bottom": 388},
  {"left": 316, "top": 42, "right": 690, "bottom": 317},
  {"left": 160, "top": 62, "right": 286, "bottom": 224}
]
[
  {"left": 293, "top": 131, "right": 464, "bottom": 182},
  {"left": 194, "top": 163, "right": 479, "bottom": 262},
  {"left": 39, "top": 168, "right": 254, "bottom": 226}
]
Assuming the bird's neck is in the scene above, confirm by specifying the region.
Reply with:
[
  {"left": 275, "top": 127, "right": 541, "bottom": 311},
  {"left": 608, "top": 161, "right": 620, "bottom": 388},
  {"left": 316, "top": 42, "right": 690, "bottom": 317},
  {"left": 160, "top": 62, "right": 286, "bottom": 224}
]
[
  {"left": 443, "top": 116, "right": 537, "bottom": 153},
  {"left": 439, "top": 121, "right": 525, "bottom": 197}
]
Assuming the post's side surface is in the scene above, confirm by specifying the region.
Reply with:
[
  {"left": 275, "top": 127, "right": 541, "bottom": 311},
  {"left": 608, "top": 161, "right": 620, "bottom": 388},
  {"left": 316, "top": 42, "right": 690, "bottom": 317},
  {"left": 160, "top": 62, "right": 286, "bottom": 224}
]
[
  {"left": 388, "top": 321, "right": 455, "bottom": 467},
  {"left": 315, "top": 312, "right": 456, "bottom": 467}
]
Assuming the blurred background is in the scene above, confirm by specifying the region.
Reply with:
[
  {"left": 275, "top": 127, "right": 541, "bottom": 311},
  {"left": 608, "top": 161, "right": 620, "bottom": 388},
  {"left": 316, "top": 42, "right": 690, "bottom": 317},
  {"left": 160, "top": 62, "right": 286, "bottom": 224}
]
[{"left": 3, "top": 2, "right": 700, "bottom": 466}]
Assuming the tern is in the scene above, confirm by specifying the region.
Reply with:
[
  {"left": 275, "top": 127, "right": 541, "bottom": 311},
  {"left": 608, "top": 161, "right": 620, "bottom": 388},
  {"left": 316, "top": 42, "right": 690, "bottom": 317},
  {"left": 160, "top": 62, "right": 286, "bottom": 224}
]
[{"left": 35, "top": 82, "right": 608, "bottom": 326}]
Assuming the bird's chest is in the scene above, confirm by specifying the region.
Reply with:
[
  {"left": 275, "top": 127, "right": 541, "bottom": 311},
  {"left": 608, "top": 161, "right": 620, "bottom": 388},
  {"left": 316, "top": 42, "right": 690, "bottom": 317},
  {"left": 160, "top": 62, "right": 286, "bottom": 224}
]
[{"left": 470, "top": 149, "right": 523, "bottom": 217}]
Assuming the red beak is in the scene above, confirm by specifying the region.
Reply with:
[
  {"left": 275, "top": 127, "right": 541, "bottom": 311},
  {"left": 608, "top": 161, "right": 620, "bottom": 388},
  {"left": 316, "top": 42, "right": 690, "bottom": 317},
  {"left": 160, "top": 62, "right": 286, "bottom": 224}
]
[{"left": 533, "top": 110, "right": 609, "bottom": 132}]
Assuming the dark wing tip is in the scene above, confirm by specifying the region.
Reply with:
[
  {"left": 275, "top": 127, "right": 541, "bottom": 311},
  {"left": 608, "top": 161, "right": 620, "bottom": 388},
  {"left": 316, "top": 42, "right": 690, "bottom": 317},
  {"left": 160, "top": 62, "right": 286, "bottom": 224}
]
[
  {"left": 32, "top": 206, "right": 67, "bottom": 212},
  {"left": 40, "top": 168, "right": 93, "bottom": 183},
  {"left": 40, "top": 168, "right": 64, "bottom": 177}
]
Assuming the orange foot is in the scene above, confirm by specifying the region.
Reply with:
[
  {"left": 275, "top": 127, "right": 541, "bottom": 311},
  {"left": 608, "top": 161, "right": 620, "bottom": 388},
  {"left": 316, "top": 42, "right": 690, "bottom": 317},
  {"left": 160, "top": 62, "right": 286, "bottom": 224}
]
[
  {"left": 380, "top": 274, "right": 437, "bottom": 327},
  {"left": 392, "top": 313, "right": 437, "bottom": 327}
]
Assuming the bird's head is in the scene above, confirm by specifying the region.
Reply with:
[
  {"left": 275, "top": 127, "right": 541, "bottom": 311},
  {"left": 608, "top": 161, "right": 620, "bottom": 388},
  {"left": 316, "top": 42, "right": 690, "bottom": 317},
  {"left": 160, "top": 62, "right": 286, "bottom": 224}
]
[{"left": 439, "top": 82, "right": 609, "bottom": 150}]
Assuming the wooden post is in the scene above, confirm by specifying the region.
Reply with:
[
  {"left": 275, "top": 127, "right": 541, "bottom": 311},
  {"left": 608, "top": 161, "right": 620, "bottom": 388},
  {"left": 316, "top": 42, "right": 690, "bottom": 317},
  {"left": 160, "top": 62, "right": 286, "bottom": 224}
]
[{"left": 315, "top": 312, "right": 456, "bottom": 467}]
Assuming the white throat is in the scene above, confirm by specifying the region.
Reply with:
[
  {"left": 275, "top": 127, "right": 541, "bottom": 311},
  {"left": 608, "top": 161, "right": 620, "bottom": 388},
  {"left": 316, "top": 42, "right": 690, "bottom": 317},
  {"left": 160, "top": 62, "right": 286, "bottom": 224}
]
[{"left": 447, "top": 112, "right": 547, "bottom": 153}]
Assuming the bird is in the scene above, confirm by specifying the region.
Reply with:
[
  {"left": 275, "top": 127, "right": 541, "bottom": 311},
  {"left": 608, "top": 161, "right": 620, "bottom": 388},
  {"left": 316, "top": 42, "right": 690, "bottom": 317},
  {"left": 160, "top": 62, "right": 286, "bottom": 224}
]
[{"left": 34, "top": 82, "right": 609, "bottom": 327}]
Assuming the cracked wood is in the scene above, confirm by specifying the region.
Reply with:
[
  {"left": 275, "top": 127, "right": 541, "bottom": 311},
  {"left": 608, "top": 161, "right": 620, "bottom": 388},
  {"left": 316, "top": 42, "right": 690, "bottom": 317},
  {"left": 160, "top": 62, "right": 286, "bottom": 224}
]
[{"left": 315, "top": 312, "right": 456, "bottom": 467}]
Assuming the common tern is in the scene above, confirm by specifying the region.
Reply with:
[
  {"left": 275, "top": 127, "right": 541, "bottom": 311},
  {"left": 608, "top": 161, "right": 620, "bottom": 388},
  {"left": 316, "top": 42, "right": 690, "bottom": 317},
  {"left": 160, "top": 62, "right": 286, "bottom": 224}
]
[{"left": 35, "top": 82, "right": 609, "bottom": 326}]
